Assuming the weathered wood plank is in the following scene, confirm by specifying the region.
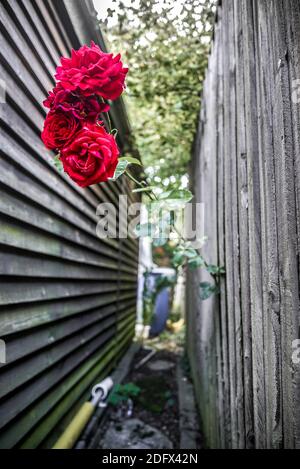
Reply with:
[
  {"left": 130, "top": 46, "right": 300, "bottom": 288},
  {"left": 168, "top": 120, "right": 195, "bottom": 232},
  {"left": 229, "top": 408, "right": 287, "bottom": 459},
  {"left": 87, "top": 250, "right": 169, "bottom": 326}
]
[
  {"left": 187, "top": 0, "right": 300, "bottom": 449},
  {"left": 0, "top": 337, "right": 117, "bottom": 448},
  {"left": 0, "top": 0, "right": 138, "bottom": 449},
  {"left": 4, "top": 299, "right": 136, "bottom": 363},
  {"left": 19, "top": 0, "right": 61, "bottom": 65},
  {"left": 0, "top": 292, "right": 137, "bottom": 337},
  {"left": 222, "top": 1, "right": 240, "bottom": 448},
  {"left": 284, "top": 0, "right": 300, "bottom": 448},
  {"left": 216, "top": 5, "right": 232, "bottom": 448},
  {"left": 269, "top": 0, "right": 300, "bottom": 449},
  {"left": 0, "top": 317, "right": 116, "bottom": 402},
  {"left": 233, "top": 0, "right": 254, "bottom": 449}
]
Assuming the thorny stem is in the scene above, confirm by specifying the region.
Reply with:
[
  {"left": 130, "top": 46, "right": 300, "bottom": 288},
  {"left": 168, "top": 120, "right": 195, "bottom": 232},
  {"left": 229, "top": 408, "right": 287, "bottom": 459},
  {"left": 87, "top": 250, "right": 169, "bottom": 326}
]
[
  {"left": 125, "top": 171, "right": 156, "bottom": 201},
  {"left": 171, "top": 223, "right": 219, "bottom": 284},
  {"left": 106, "top": 111, "right": 112, "bottom": 133},
  {"left": 99, "top": 97, "right": 112, "bottom": 133}
]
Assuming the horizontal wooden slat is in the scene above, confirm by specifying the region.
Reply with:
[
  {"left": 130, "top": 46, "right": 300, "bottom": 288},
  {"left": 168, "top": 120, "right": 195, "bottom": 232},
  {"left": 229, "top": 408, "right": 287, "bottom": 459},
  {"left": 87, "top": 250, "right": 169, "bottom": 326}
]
[
  {"left": 0, "top": 291, "right": 137, "bottom": 337},
  {"left": 4, "top": 299, "right": 137, "bottom": 363},
  {"left": 0, "top": 279, "right": 136, "bottom": 306},
  {"left": 22, "top": 321, "right": 135, "bottom": 449},
  {"left": 0, "top": 336, "right": 116, "bottom": 448},
  {"left": 0, "top": 3, "right": 53, "bottom": 92},
  {"left": 0, "top": 0, "right": 139, "bottom": 448},
  {"left": 5, "top": 0, "right": 57, "bottom": 75},
  {"left": 0, "top": 217, "right": 119, "bottom": 267},
  {"left": 1, "top": 318, "right": 135, "bottom": 448},
  {"left": 19, "top": 0, "right": 61, "bottom": 65}
]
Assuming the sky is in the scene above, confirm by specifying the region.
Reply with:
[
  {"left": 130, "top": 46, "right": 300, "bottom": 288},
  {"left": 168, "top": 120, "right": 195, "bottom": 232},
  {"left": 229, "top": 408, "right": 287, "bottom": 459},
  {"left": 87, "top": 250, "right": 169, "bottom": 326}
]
[
  {"left": 93, "top": 0, "right": 115, "bottom": 21},
  {"left": 93, "top": 0, "right": 187, "bottom": 23}
]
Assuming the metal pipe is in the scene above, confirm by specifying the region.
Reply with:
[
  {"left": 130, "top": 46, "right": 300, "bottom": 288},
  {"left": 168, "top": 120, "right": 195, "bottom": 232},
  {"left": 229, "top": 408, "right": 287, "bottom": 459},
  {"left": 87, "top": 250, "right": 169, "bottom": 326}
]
[
  {"left": 52, "top": 377, "right": 113, "bottom": 449},
  {"left": 134, "top": 348, "right": 156, "bottom": 370}
]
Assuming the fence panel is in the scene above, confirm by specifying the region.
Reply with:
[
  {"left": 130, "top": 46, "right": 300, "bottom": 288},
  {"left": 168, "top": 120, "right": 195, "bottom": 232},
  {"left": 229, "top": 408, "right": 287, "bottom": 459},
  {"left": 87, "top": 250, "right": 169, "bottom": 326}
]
[
  {"left": 187, "top": 0, "right": 300, "bottom": 449},
  {"left": 0, "top": 0, "right": 138, "bottom": 448}
]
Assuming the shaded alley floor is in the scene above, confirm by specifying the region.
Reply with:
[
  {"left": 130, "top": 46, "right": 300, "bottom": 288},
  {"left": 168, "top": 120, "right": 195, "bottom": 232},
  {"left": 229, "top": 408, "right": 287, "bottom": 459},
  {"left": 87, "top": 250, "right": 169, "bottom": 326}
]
[{"left": 94, "top": 332, "right": 202, "bottom": 450}]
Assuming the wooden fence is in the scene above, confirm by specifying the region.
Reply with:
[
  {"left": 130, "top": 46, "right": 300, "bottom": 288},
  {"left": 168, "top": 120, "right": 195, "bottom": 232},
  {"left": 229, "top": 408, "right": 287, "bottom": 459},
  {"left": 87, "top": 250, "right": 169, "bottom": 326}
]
[
  {"left": 0, "top": 0, "right": 138, "bottom": 448},
  {"left": 186, "top": 0, "right": 300, "bottom": 449}
]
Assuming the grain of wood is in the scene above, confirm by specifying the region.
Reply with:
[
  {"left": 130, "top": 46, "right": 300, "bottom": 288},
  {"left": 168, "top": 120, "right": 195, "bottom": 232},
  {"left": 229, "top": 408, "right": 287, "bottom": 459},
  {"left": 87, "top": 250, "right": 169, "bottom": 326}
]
[
  {"left": 187, "top": 0, "right": 300, "bottom": 449},
  {"left": 0, "top": 0, "right": 138, "bottom": 449}
]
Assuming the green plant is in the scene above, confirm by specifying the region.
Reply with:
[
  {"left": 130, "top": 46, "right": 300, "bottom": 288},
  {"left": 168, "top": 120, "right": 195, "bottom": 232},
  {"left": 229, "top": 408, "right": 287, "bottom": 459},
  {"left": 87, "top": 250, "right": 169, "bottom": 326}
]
[
  {"left": 108, "top": 382, "right": 141, "bottom": 406},
  {"left": 99, "top": 1, "right": 224, "bottom": 301},
  {"left": 115, "top": 160, "right": 225, "bottom": 300}
]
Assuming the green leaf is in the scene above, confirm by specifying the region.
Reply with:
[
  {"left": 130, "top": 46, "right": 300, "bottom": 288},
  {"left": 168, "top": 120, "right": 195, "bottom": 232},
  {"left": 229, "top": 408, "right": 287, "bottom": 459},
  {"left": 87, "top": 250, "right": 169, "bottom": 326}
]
[
  {"left": 107, "top": 382, "right": 141, "bottom": 406},
  {"left": 158, "top": 189, "right": 193, "bottom": 203},
  {"left": 132, "top": 186, "right": 157, "bottom": 193},
  {"left": 118, "top": 156, "right": 142, "bottom": 166},
  {"left": 110, "top": 160, "right": 129, "bottom": 180},
  {"left": 183, "top": 247, "right": 198, "bottom": 258},
  {"left": 154, "top": 189, "right": 193, "bottom": 210},
  {"left": 188, "top": 255, "right": 205, "bottom": 269},
  {"left": 172, "top": 247, "right": 199, "bottom": 268},
  {"left": 199, "top": 282, "right": 220, "bottom": 301},
  {"left": 110, "top": 157, "right": 143, "bottom": 181},
  {"left": 53, "top": 154, "right": 63, "bottom": 172},
  {"left": 121, "top": 383, "right": 141, "bottom": 397},
  {"left": 172, "top": 251, "right": 185, "bottom": 267},
  {"left": 207, "top": 265, "right": 226, "bottom": 275}
]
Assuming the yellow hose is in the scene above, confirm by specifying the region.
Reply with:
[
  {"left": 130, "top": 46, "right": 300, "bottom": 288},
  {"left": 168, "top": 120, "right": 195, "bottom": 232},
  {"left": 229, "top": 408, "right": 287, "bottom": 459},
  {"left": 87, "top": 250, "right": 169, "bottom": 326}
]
[{"left": 53, "top": 402, "right": 95, "bottom": 449}]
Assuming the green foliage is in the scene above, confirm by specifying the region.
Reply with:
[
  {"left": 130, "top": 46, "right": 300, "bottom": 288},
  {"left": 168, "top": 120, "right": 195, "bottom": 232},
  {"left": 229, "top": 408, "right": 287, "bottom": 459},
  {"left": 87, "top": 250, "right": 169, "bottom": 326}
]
[
  {"left": 132, "top": 186, "right": 157, "bottom": 193},
  {"left": 158, "top": 189, "right": 193, "bottom": 203},
  {"left": 119, "top": 156, "right": 142, "bottom": 166},
  {"left": 110, "top": 160, "right": 129, "bottom": 180},
  {"left": 110, "top": 156, "right": 142, "bottom": 180},
  {"left": 206, "top": 264, "right": 226, "bottom": 275},
  {"left": 172, "top": 246, "right": 203, "bottom": 268},
  {"left": 108, "top": 382, "right": 141, "bottom": 406},
  {"left": 135, "top": 202, "right": 224, "bottom": 301},
  {"left": 100, "top": 0, "right": 215, "bottom": 188},
  {"left": 199, "top": 281, "right": 220, "bottom": 300},
  {"left": 188, "top": 256, "right": 206, "bottom": 270},
  {"left": 100, "top": 1, "right": 224, "bottom": 303}
]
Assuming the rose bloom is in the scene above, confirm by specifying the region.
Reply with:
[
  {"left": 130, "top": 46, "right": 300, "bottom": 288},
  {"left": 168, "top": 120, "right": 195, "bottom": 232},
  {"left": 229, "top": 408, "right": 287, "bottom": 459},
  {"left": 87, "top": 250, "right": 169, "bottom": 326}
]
[
  {"left": 55, "top": 41, "right": 128, "bottom": 101},
  {"left": 41, "top": 110, "right": 80, "bottom": 150},
  {"left": 43, "top": 83, "right": 109, "bottom": 121},
  {"left": 60, "top": 123, "right": 119, "bottom": 187}
]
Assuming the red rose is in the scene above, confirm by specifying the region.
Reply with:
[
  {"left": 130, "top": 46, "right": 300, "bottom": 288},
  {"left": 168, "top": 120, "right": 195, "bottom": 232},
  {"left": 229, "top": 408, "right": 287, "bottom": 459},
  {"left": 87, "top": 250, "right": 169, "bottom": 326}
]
[
  {"left": 44, "top": 83, "right": 110, "bottom": 121},
  {"left": 60, "top": 123, "right": 119, "bottom": 187},
  {"left": 41, "top": 110, "right": 80, "bottom": 150},
  {"left": 55, "top": 41, "right": 128, "bottom": 101}
]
